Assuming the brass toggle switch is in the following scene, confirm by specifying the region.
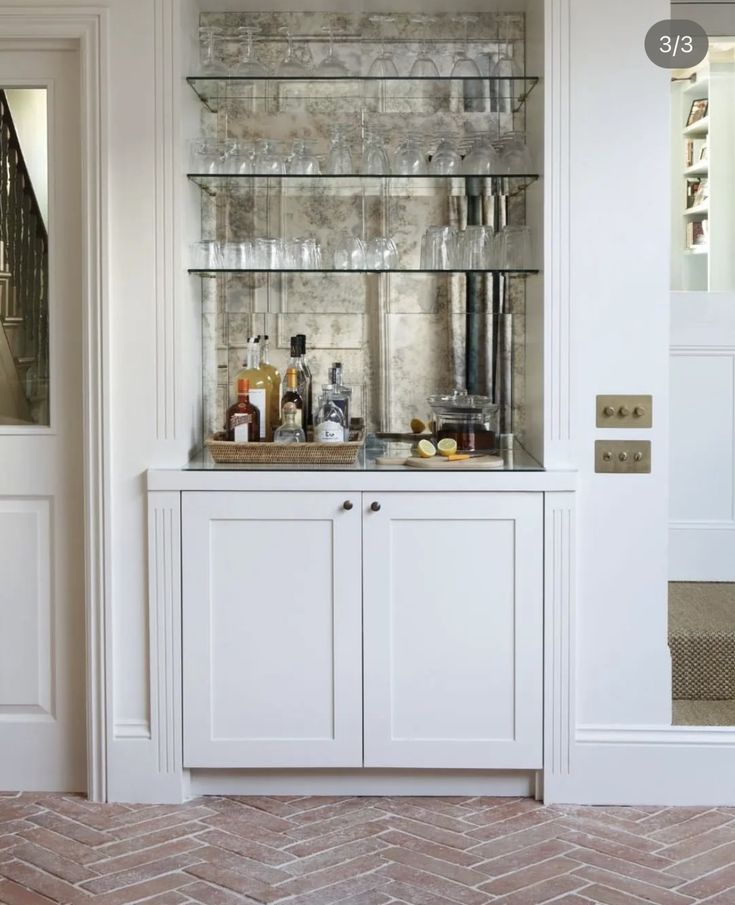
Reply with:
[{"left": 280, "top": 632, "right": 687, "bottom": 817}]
[
  {"left": 595, "top": 440, "right": 651, "bottom": 474},
  {"left": 596, "top": 395, "right": 653, "bottom": 428}
]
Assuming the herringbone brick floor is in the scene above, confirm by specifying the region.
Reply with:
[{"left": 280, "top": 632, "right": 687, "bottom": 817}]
[{"left": 2, "top": 794, "right": 735, "bottom": 905}]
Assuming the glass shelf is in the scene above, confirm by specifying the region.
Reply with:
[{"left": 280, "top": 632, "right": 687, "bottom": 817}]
[
  {"left": 189, "top": 268, "right": 539, "bottom": 276},
  {"left": 187, "top": 75, "right": 539, "bottom": 114},
  {"left": 185, "top": 440, "right": 543, "bottom": 473},
  {"left": 188, "top": 173, "right": 541, "bottom": 197}
]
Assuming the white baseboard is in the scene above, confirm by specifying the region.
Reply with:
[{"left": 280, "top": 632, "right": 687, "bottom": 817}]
[{"left": 189, "top": 769, "right": 536, "bottom": 798}]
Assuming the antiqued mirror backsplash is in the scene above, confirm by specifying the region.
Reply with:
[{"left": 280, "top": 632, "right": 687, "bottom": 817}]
[{"left": 195, "top": 11, "right": 537, "bottom": 445}]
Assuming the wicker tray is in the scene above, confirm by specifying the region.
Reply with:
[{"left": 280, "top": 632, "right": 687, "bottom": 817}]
[{"left": 206, "top": 430, "right": 365, "bottom": 465}]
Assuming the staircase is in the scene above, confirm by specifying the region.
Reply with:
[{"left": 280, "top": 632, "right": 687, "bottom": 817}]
[{"left": 0, "top": 89, "right": 49, "bottom": 426}]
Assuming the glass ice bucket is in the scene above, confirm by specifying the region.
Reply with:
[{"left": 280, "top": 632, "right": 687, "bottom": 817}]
[{"left": 428, "top": 391, "right": 499, "bottom": 453}]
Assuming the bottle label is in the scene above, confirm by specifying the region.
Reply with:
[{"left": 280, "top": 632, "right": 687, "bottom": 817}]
[
  {"left": 248, "top": 388, "right": 267, "bottom": 439},
  {"left": 315, "top": 421, "right": 343, "bottom": 443},
  {"left": 231, "top": 413, "right": 253, "bottom": 443}
]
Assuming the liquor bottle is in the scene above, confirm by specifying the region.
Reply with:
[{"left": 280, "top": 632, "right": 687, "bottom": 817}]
[
  {"left": 281, "top": 367, "right": 305, "bottom": 429},
  {"left": 314, "top": 394, "right": 346, "bottom": 443},
  {"left": 224, "top": 378, "right": 260, "bottom": 442},
  {"left": 296, "top": 334, "right": 313, "bottom": 432},
  {"left": 281, "top": 337, "right": 308, "bottom": 426},
  {"left": 258, "top": 334, "right": 281, "bottom": 436},
  {"left": 327, "top": 362, "right": 352, "bottom": 437},
  {"left": 273, "top": 402, "right": 306, "bottom": 444},
  {"left": 234, "top": 337, "right": 269, "bottom": 439}
]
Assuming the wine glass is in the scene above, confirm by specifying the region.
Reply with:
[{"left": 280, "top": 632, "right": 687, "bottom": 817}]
[
  {"left": 451, "top": 15, "right": 482, "bottom": 78},
  {"left": 462, "top": 134, "right": 498, "bottom": 175},
  {"left": 368, "top": 15, "right": 399, "bottom": 77},
  {"left": 236, "top": 26, "right": 270, "bottom": 77},
  {"left": 492, "top": 24, "right": 524, "bottom": 112},
  {"left": 287, "top": 139, "right": 320, "bottom": 175},
  {"left": 315, "top": 24, "right": 352, "bottom": 76},
  {"left": 277, "top": 26, "right": 309, "bottom": 76},
  {"left": 429, "top": 135, "right": 461, "bottom": 175},
  {"left": 392, "top": 133, "right": 425, "bottom": 176},
  {"left": 199, "top": 26, "right": 224, "bottom": 73},
  {"left": 254, "top": 139, "right": 285, "bottom": 175},
  {"left": 363, "top": 129, "right": 390, "bottom": 175},
  {"left": 326, "top": 125, "right": 353, "bottom": 174},
  {"left": 409, "top": 16, "right": 440, "bottom": 78}
]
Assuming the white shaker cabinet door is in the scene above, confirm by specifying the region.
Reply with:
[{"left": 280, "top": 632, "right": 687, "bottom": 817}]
[
  {"left": 363, "top": 492, "right": 543, "bottom": 769},
  {"left": 182, "top": 491, "right": 362, "bottom": 768}
]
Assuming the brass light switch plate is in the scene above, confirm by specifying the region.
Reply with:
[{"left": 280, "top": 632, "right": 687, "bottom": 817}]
[
  {"left": 596, "top": 395, "right": 652, "bottom": 428},
  {"left": 595, "top": 440, "right": 651, "bottom": 474}
]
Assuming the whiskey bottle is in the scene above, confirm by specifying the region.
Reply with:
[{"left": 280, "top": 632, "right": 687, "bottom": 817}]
[
  {"left": 258, "top": 334, "right": 281, "bottom": 437},
  {"left": 296, "top": 334, "right": 313, "bottom": 431},
  {"left": 225, "top": 378, "right": 260, "bottom": 442},
  {"left": 281, "top": 337, "right": 308, "bottom": 426},
  {"left": 281, "top": 367, "right": 305, "bottom": 429},
  {"left": 234, "top": 337, "right": 269, "bottom": 439}
]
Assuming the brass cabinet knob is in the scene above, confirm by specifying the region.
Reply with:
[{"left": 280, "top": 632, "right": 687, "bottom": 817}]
[
  {"left": 633, "top": 406, "right": 646, "bottom": 418},
  {"left": 370, "top": 501, "right": 381, "bottom": 512},
  {"left": 603, "top": 406, "right": 616, "bottom": 417},
  {"left": 343, "top": 500, "right": 354, "bottom": 511},
  {"left": 603, "top": 451, "right": 613, "bottom": 462},
  {"left": 618, "top": 406, "right": 630, "bottom": 417},
  {"left": 619, "top": 451, "right": 629, "bottom": 462}
]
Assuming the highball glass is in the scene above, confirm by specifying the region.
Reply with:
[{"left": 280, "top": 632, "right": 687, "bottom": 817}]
[{"left": 366, "top": 238, "right": 399, "bottom": 270}]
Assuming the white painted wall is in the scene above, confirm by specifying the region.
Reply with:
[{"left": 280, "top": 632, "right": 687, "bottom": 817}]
[{"left": 5, "top": 88, "right": 47, "bottom": 224}]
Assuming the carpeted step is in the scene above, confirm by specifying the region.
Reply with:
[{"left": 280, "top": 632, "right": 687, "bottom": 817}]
[{"left": 669, "top": 582, "right": 735, "bottom": 700}]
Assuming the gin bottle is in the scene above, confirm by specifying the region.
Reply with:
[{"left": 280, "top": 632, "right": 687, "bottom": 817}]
[
  {"left": 314, "top": 396, "right": 346, "bottom": 443},
  {"left": 273, "top": 402, "right": 306, "bottom": 444}
]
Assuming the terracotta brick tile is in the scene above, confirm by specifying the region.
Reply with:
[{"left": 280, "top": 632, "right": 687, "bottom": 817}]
[
  {"left": 284, "top": 809, "right": 386, "bottom": 843},
  {"left": 564, "top": 846, "right": 684, "bottom": 890},
  {"left": 0, "top": 834, "right": 22, "bottom": 852},
  {"left": 663, "top": 838, "right": 735, "bottom": 880},
  {"left": 658, "top": 825, "right": 735, "bottom": 863},
  {"left": 109, "top": 809, "right": 215, "bottom": 842},
  {"left": 90, "top": 837, "right": 204, "bottom": 876},
  {"left": 376, "top": 830, "right": 483, "bottom": 867},
  {"left": 384, "top": 878, "right": 473, "bottom": 905},
  {"left": 636, "top": 808, "right": 712, "bottom": 833},
  {"left": 134, "top": 894, "right": 187, "bottom": 905},
  {"left": 9, "top": 841, "right": 97, "bottom": 884},
  {"left": 221, "top": 797, "right": 304, "bottom": 818},
  {"left": 557, "top": 817, "right": 665, "bottom": 854},
  {"left": 0, "top": 859, "right": 83, "bottom": 902},
  {"left": 375, "top": 817, "right": 478, "bottom": 852},
  {"left": 289, "top": 800, "right": 375, "bottom": 826},
  {"left": 379, "top": 845, "right": 489, "bottom": 887},
  {"left": 466, "top": 819, "right": 565, "bottom": 861},
  {"left": 467, "top": 811, "right": 558, "bottom": 843},
  {"left": 183, "top": 861, "right": 274, "bottom": 902},
  {"left": 193, "top": 829, "right": 294, "bottom": 866},
  {"left": 571, "top": 865, "right": 695, "bottom": 905},
  {"left": 280, "top": 835, "right": 387, "bottom": 877},
  {"left": 268, "top": 853, "right": 386, "bottom": 901},
  {"left": 94, "top": 823, "right": 209, "bottom": 860},
  {"left": 209, "top": 806, "right": 293, "bottom": 835},
  {"left": 465, "top": 799, "right": 545, "bottom": 827},
  {"left": 373, "top": 802, "right": 478, "bottom": 836},
  {"left": 479, "top": 855, "right": 579, "bottom": 896},
  {"left": 80, "top": 851, "right": 203, "bottom": 895},
  {"left": 558, "top": 830, "right": 674, "bottom": 871},
  {"left": 376, "top": 861, "right": 489, "bottom": 905},
  {"left": 0, "top": 804, "right": 44, "bottom": 823},
  {"left": 180, "top": 879, "right": 262, "bottom": 904},
  {"left": 388, "top": 798, "right": 487, "bottom": 821},
  {"left": 474, "top": 837, "right": 575, "bottom": 877},
  {"left": 17, "top": 827, "right": 106, "bottom": 865},
  {"left": 279, "top": 872, "right": 390, "bottom": 905},
  {"left": 200, "top": 816, "right": 293, "bottom": 848},
  {"left": 193, "top": 844, "right": 290, "bottom": 885},
  {"left": 676, "top": 861, "right": 735, "bottom": 898},
  {"left": 67, "top": 872, "right": 189, "bottom": 905},
  {"left": 648, "top": 810, "right": 734, "bottom": 845},
  {"left": 332, "top": 890, "right": 392, "bottom": 905},
  {"left": 0, "top": 878, "right": 55, "bottom": 905},
  {"left": 580, "top": 883, "right": 658, "bottom": 905},
  {"left": 28, "top": 813, "right": 110, "bottom": 847},
  {"left": 490, "top": 874, "right": 588, "bottom": 905},
  {"left": 551, "top": 897, "right": 595, "bottom": 905},
  {"left": 283, "top": 821, "right": 388, "bottom": 859}
]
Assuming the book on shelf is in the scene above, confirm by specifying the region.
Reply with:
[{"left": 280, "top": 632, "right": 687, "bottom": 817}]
[
  {"left": 685, "top": 138, "right": 707, "bottom": 168},
  {"left": 686, "top": 219, "right": 708, "bottom": 250}
]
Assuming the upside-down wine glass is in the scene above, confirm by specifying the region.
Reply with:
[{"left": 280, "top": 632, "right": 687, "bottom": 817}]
[
  {"left": 409, "top": 16, "right": 440, "bottom": 78},
  {"left": 236, "top": 26, "right": 270, "bottom": 77},
  {"left": 368, "top": 15, "right": 399, "bottom": 77},
  {"left": 277, "top": 26, "right": 309, "bottom": 76},
  {"left": 199, "top": 26, "right": 224, "bottom": 73},
  {"left": 315, "top": 24, "right": 352, "bottom": 76},
  {"left": 451, "top": 15, "right": 482, "bottom": 78}
]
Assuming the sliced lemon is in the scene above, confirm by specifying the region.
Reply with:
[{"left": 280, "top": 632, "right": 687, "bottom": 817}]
[
  {"left": 437, "top": 438, "right": 458, "bottom": 457},
  {"left": 416, "top": 439, "right": 436, "bottom": 458},
  {"left": 447, "top": 453, "right": 471, "bottom": 461},
  {"left": 410, "top": 418, "right": 427, "bottom": 434}
]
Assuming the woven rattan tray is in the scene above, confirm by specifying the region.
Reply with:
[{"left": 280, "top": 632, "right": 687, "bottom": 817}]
[{"left": 206, "top": 430, "right": 365, "bottom": 466}]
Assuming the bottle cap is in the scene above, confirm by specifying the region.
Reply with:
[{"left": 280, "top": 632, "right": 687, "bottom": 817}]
[
  {"left": 283, "top": 401, "right": 297, "bottom": 415},
  {"left": 286, "top": 367, "right": 298, "bottom": 388},
  {"left": 297, "top": 334, "right": 306, "bottom": 355},
  {"left": 290, "top": 336, "right": 299, "bottom": 356},
  {"left": 237, "top": 378, "right": 250, "bottom": 394}
]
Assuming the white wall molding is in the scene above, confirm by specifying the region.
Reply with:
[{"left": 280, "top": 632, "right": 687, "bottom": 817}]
[
  {"left": 544, "top": 0, "right": 572, "bottom": 463},
  {"left": 577, "top": 724, "right": 735, "bottom": 747},
  {"left": 0, "top": 3, "right": 110, "bottom": 803}
]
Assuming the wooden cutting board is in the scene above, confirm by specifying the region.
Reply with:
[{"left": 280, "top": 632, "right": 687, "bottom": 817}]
[{"left": 404, "top": 455, "right": 504, "bottom": 469}]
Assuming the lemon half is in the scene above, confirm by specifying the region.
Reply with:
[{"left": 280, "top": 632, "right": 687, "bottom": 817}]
[
  {"left": 437, "top": 438, "right": 458, "bottom": 457},
  {"left": 410, "top": 418, "right": 427, "bottom": 434},
  {"left": 416, "top": 439, "right": 436, "bottom": 458}
]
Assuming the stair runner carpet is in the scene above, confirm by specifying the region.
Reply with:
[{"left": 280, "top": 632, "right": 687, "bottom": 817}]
[{"left": 669, "top": 581, "right": 735, "bottom": 700}]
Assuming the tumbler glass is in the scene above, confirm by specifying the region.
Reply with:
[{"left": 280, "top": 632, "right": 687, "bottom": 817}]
[
  {"left": 499, "top": 225, "right": 532, "bottom": 270},
  {"left": 333, "top": 234, "right": 367, "bottom": 270},
  {"left": 222, "top": 241, "right": 252, "bottom": 269},
  {"left": 459, "top": 226, "right": 494, "bottom": 270},
  {"left": 191, "top": 240, "right": 222, "bottom": 270},
  {"left": 254, "top": 238, "right": 281, "bottom": 269},
  {"left": 366, "top": 238, "right": 399, "bottom": 270},
  {"left": 420, "top": 227, "right": 459, "bottom": 270}
]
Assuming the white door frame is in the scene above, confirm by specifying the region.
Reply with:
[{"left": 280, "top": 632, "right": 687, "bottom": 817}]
[{"left": 0, "top": 6, "right": 109, "bottom": 801}]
